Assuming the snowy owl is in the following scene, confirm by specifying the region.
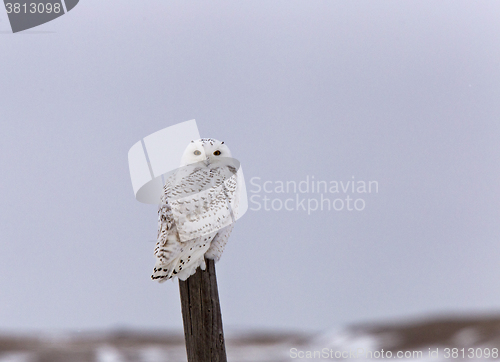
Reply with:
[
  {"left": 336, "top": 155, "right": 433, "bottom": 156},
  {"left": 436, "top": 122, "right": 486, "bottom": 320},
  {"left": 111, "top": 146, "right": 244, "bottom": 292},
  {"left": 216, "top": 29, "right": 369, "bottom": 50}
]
[{"left": 151, "top": 138, "right": 240, "bottom": 282}]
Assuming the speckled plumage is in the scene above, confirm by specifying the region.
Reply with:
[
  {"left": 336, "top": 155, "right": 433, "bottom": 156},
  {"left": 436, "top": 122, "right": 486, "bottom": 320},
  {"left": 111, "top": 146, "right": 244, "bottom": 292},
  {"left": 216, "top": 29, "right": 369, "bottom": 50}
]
[{"left": 151, "top": 138, "right": 239, "bottom": 282}]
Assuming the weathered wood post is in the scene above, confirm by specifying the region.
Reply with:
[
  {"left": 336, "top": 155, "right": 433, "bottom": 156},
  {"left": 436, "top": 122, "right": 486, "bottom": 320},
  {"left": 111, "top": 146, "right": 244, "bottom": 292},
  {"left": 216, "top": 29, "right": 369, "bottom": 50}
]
[{"left": 179, "top": 258, "right": 227, "bottom": 362}]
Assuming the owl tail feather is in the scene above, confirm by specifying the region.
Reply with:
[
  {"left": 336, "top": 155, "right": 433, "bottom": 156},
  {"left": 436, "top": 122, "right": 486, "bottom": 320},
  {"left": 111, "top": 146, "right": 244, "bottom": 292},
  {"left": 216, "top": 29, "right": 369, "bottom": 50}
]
[{"left": 151, "top": 250, "right": 208, "bottom": 283}]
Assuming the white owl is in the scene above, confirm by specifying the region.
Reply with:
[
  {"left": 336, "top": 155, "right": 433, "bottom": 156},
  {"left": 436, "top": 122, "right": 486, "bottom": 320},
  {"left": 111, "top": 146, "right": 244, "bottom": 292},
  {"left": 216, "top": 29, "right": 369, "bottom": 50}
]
[{"left": 151, "top": 138, "right": 240, "bottom": 282}]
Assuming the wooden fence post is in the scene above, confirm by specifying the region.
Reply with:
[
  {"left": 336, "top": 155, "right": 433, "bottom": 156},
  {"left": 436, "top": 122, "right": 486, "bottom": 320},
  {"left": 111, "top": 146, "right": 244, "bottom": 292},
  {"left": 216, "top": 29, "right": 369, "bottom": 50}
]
[{"left": 179, "top": 258, "right": 227, "bottom": 362}]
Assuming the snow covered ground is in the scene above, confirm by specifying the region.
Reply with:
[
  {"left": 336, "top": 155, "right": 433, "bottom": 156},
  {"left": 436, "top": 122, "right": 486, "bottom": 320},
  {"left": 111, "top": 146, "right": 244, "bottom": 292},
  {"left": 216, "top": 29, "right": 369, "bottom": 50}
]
[{"left": 1, "top": 314, "right": 500, "bottom": 362}]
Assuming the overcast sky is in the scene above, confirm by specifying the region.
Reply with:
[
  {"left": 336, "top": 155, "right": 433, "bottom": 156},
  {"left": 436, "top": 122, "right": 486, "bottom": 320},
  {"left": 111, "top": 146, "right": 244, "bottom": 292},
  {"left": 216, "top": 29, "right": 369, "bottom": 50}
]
[{"left": 1, "top": 1, "right": 500, "bottom": 334}]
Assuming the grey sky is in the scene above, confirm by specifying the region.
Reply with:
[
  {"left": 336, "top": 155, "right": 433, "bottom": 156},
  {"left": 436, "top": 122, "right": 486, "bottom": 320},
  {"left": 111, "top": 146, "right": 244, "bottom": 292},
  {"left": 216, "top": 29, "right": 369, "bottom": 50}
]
[{"left": 1, "top": 1, "right": 499, "bottom": 333}]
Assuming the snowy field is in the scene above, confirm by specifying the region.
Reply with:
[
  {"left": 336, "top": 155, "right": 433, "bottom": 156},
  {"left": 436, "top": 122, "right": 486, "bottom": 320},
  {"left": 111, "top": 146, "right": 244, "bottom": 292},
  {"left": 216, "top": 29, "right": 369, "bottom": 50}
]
[{"left": 1, "top": 315, "right": 500, "bottom": 362}]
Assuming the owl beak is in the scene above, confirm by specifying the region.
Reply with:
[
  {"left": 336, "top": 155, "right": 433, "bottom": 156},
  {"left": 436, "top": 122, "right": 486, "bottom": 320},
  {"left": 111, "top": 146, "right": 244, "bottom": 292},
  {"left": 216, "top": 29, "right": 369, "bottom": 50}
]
[{"left": 204, "top": 158, "right": 211, "bottom": 166}]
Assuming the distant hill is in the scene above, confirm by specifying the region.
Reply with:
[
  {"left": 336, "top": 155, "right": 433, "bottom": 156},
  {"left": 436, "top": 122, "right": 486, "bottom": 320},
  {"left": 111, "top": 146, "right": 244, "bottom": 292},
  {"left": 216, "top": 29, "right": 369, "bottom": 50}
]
[{"left": 1, "top": 313, "right": 500, "bottom": 361}]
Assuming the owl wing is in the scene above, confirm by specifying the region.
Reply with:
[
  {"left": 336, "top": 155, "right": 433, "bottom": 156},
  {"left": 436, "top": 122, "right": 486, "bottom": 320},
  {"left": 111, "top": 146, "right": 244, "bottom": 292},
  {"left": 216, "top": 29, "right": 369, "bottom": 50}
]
[
  {"left": 152, "top": 165, "right": 235, "bottom": 282},
  {"left": 152, "top": 184, "right": 183, "bottom": 281},
  {"left": 205, "top": 222, "right": 234, "bottom": 262},
  {"left": 152, "top": 183, "right": 215, "bottom": 282},
  {"left": 170, "top": 165, "right": 236, "bottom": 242}
]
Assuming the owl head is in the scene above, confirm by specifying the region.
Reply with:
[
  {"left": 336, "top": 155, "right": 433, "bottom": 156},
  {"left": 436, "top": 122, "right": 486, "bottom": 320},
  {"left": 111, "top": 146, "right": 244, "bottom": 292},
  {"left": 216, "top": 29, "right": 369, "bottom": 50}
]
[{"left": 180, "top": 138, "right": 232, "bottom": 167}]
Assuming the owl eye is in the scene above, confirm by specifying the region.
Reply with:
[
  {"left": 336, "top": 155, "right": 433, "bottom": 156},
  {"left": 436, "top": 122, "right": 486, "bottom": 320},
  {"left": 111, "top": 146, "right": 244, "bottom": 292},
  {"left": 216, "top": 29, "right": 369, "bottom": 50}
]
[
  {"left": 193, "top": 150, "right": 201, "bottom": 155},
  {"left": 213, "top": 150, "right": 221, "bottom": 156}
]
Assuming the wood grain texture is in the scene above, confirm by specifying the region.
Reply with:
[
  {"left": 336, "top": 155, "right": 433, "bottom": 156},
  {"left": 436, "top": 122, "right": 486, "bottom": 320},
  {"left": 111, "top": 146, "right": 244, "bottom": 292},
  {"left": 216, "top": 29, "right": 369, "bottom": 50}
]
[{"left": 179, "top": 258, "right": 227, "bottom": 362}]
